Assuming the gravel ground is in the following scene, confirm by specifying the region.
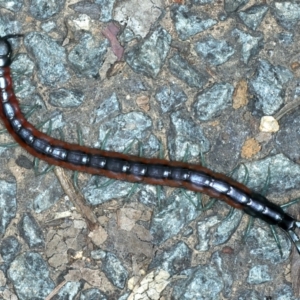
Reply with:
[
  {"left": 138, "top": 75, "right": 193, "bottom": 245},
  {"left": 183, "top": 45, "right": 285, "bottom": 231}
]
[{"left": 0, "top": 0, "right": 300, "bottom": 299}]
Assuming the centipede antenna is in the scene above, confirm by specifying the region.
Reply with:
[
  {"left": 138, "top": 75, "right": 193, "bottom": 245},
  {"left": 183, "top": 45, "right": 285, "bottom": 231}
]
[{"left": 286, "top": 221, "right": 300, "bottom": 254}]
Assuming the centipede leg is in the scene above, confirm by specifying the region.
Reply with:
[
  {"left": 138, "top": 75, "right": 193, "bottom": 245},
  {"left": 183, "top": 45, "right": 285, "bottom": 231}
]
[
  {"left": 33, "top": 157, "right": 54, "bottom": 176},
  {"left": 123, "top": 139, "right": 137, "bottom": 154},
  {"left": 96, "top": 177, "right": 115, "bottom": 189},
  {"left": 182, "top": 145, "right": 190, "bottom": 163},
  {"left": 180, "top": 146, "right": 199, "bottom": 209},
  {"left": 261, "top": 165, "right": 271, "bottom": 197},
  {"left": 0, "top": 103, "right": 40, "bottom": 134},
  {"left": 180, "top": 146, "right": 205, "bottom": 210},
  {"left": 203, "top": 198, "right": 217, "bottom": 211},
  {"left": 22, "top": 103, "right": 40, "bottom": 120},
  {"left": 0, "top": 141, "right": 18, "bottom": 148},
  {"left": 34, "top": 120, "right": 54, "bottom": 176},
  {"left": 96, "top": 138, "right": 138, "bottom": 190},
  {"left": 0, "top": 127, "right": 7, "bottom": 134},
  {"left": 241, "top": 165, "right": 283, "bottom": 252},
  {"left": 182, "top": 189, "right": 202, "bottom": 209},
  {"left": 155, "top": 141, "right": 169, "bottom": 209},
  {"left": 72, "top": 124, "right": 84, "bottom": 190},
  {"left": 224, "top": 206, "right": 235, "bottom": 221},
  {"left": 260, "top": 166, "right": 285, "bottom": 255},
  {"left": 125, "top": 141, "right": 144, "bottom": 201},
  {"left": 269, "top": 225, "right": 283, "bottom": 257},
  {"left": 125, "top": 183, "right": 138, "bottom": 201},
  {"left": 243, "top": 216, "right": 254, "bottom": 242},
  {"left": 100, "top": 129, "right": 111, "bottom": 150},
  {"left": 72, "top": 171, "right": 79, "bottom": 190},
  {"left": 281, "top": 197, "right": 300, "bottom": 209}
]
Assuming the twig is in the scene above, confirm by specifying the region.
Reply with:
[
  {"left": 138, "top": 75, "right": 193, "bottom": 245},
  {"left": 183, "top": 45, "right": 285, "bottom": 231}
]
[
  {"left": 45, "top": 280, "right": 67, "bottom": 300},
  {"left": 274, "top": 98, "right": 300, "bottom": 121},
  {"left": 54, "top": 167, "right": 98, "bottom": 231}
]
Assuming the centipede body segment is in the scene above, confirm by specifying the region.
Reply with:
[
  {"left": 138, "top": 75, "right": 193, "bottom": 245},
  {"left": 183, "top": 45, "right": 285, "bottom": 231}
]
[{"left": 1, "top": 35, "right": 300, "bottom": 253}]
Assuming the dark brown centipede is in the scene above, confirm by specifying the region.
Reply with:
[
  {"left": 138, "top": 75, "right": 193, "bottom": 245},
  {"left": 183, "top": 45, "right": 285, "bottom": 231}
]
[{"left": 0, "top": 35, "right": 300, "bottom": 253}]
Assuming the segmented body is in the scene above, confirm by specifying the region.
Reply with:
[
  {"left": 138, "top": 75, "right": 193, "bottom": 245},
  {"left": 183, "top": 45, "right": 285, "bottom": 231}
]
[{"left": 0, "top": 36, "right": 299, "bottom": 252}]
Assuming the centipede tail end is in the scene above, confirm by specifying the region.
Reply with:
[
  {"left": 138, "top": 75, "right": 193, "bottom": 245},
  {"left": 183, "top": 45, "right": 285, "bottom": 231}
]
[
  {"left": 278, "top": 211, "right": 300, "bottom": 254},
  {"left": 286, "top": 221, "right": 300, "bottom": 254}
]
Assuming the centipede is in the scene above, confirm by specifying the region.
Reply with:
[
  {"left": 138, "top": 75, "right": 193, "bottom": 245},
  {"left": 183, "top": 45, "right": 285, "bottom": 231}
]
[{"left": 0, "top": 34, "right": 300, "bottom": 253}]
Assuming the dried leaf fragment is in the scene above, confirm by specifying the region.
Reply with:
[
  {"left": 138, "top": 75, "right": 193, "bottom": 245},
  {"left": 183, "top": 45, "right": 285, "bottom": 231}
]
[
  {"left": 291, "top": 61, "right": 300, "bottom": 71},
  {"left": 241, "top": 138, "right": 261, "bottom": 159},
  {"left": 107, "top": 61, "right": 126, "bottom": 78},
  {"left": 233, "top": 79, "right": 248, "bottom": 109},
  {"left": 117, "top": 208, "right": 142, "bottom": 231},
  {"left": 136, "top": 95, "right": 150, "bottom": 112},
  {"left": 102, "top": 22, "right": 124, "bottom": 60},
  {"left": 128, "top": 270, "right": 171, "bottom": 300},
  {"left": 88, "top": 226, "right": 108, "bottom": 246}
]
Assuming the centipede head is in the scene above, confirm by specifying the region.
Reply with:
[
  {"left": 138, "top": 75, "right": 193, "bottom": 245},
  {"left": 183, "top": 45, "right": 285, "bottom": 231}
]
[
  {"left": 287, "top": 221, "right": 300, "bottom": 254},
  {"left": 0, "top": 34, "right": 23, "bottom": 67}
]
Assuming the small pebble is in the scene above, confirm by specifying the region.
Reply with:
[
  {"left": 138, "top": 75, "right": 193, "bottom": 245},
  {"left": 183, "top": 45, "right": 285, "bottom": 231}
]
[{"left": 259, "top": 116, "right": 280, "bottom": 133}]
